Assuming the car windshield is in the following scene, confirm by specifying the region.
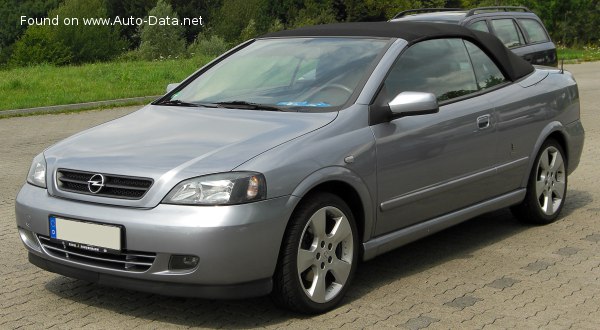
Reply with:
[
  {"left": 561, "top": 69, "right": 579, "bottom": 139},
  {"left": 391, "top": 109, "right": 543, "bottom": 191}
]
[{"left": 164, "top": 37, "right": 390, "bottom": 111}]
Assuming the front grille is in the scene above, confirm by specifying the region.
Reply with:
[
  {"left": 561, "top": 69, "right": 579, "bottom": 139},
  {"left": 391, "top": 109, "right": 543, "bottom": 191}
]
[
  {"left": 56, "top": 169, "right": 153, "bottom": 200},
  {"left": 38, "top": 235, "right": 156, "bottom": 272}
]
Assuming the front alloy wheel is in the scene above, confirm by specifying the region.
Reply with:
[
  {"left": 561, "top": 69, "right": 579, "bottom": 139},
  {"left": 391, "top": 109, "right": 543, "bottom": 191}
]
[
  {"left": 297, "top": 206, "right": 354, "bottom": 303},
  {"left": 272, "top": 192, "right": 358, "bottom": 314}
]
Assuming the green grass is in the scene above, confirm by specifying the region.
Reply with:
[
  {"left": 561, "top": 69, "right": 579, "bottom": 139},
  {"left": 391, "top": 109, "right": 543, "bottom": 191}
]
[
  {"left": 1, "top": 46, "right": 598, "bottom": 112},
  {"left": 557, "top": 45, "right": 600, "bottom": 62},
  {"left": 0, "top": 56, "right": 214, "bottom": 111}
]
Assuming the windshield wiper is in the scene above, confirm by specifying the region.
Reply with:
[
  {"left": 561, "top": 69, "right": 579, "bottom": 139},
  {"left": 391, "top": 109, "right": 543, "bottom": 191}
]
[
  {"left": 157, "top": 99, "right": 218, "bottom": 108},
  {"left": 215, "top": 101, "right": 285, "bottom": 112}
]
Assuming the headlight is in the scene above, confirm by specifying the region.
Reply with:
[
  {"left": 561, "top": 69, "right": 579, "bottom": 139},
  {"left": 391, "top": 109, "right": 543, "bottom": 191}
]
[
  {"left": 163, "top": 172, "right": 266, "bottom": 205},
  {"left": 27, "top": 153, "right": 47, "bottom": 188}
]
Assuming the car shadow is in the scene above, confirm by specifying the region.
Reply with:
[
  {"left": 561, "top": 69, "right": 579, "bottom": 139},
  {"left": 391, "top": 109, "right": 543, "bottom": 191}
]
[{"left": 44, "top": 190, "right": 593, "bottom": 327}]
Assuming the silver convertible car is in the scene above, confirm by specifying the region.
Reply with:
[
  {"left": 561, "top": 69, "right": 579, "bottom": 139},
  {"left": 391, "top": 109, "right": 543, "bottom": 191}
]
[{"left": 16, "top": 22, "right": 584, "bottom": 314}]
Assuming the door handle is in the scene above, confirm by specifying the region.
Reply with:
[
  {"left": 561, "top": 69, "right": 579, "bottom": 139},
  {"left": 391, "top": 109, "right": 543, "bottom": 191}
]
[{"left": 477, "top": 114, "right": 491, "bottom": 130}]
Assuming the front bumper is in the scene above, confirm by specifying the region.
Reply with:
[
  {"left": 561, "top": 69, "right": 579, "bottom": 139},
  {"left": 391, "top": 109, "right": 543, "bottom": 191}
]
[{"left": 16, "top": 183, "right": 297, "bottom": 298}]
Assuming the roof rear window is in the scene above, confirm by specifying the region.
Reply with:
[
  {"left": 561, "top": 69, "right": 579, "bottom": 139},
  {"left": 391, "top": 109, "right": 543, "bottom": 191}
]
[
  {"left": 518, "top": 19, "right": 549, "bottom": 43},
  {"left": 469, "top": 21, "right": 490, "bottom": 33},
  {"left": 490, "top": 19, "right": 525, "bottom": 48}
]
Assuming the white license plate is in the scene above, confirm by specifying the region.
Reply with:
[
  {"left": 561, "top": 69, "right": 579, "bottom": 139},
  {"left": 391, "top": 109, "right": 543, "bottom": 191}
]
[{"left": 49, "top": 216, "right": 122, "bottom": 252}]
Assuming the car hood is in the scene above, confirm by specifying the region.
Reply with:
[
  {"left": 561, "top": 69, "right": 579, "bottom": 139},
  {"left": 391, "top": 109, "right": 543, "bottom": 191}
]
[{"left": 45, "top": 105, "right": 337, "bottom": 193}]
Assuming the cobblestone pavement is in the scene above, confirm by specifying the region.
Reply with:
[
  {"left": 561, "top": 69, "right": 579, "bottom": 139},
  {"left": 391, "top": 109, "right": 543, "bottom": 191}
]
[{"left": 1, "top": 63, "right": 599, "bottom": 329}]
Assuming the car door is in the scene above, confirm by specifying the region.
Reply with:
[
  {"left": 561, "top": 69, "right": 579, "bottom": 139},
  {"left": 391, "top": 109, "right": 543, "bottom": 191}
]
[{"left": 370, "top": 38, "right": 508, "bottom": 236}]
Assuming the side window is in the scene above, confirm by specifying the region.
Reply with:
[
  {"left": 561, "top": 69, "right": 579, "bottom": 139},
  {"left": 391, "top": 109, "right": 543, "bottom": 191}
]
[
  {"left": 469, "top": 21, "right": 490, "bottom": 33},
  {"left": 464, "top": 41, "right": 508, "bottom": 89},
  {"left": 383, "top": 39, "right": 478, "bottom": 102},
  {"left": 518, "top": 19, "right": 549, "bottom": 43},
  {"left": 490, "top": 19, "right": 525, "bottom": 48}
]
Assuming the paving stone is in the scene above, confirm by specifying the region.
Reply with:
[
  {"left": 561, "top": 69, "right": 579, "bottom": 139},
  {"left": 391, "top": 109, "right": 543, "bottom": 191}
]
[
  {"left": 444, "top": 295, "right": 483, "bottom": 310},
  {"left": 583, "top": 233, "right": 600, "bottom": 243},
  {"left": 403, "top": 315, "right": 439, "bottom": 330},
  {"left": 522, "top": 260, "right": 554, "bottom": 273},
  {"left": 554, "top": 247, "right": 582, "bottom": 256},
  {"left": 486, "top": 277, "right": 520, "bottom": 290}
]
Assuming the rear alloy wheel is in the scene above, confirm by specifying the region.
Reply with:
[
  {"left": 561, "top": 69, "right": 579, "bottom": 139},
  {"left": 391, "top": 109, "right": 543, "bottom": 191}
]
[
  {"left": 272, "top": 192, "right": 358, "bottom": 314},
  {"left": 511, "top": 139, "right": 567, "bottom": 224}
]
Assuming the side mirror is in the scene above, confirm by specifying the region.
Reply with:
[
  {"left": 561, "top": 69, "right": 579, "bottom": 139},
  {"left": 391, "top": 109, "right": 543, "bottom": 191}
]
[
  {"left": 166, "top": 83, "right": 180, "bottom": 93},
  {"left": 388, "top": 91, "right": 439, "bottom": 120}
]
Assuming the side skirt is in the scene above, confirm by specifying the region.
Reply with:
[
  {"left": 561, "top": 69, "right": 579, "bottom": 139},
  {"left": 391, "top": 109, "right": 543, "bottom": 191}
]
[{"left": 362, "top": 189, "right": 526, "bottom": 261}]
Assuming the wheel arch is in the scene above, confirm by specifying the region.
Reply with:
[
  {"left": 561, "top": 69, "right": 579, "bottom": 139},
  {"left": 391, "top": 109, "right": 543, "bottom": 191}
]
[
  {"left": 287, "top": 167, "right": 375, "bottom": 246},
  {"left": 521, "top": 122, "right": 569, "bottom": 187}
]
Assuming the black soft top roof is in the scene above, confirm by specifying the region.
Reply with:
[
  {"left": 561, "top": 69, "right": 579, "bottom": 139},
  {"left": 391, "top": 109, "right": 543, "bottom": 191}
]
[{"left": 262, "top": 22, "right": 534, "bottom": 81}]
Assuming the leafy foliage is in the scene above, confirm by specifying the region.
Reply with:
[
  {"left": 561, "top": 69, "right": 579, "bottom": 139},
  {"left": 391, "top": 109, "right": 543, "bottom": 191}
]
[
  {"left": 138, "top": 0, "right": 186, "bottom": 60},
  {"left": 213, "top": 0, "right": 267, "bottom": 42},
  {"left": 171, "top": 0, "right": 222, "bottom": 43},
  {"left": 106, "top": 0, "right": 157, "bottom": 47},
  {"left": 2, "top": 0, "right": 599, "bottom": 68},
  {"left": 188, "top": 34, "right": 230, "bottom": 57},
  {"left": 53, "top": 0, "right": 127, "bottom": 63},
  {"left": 10, "top": 26, "right": 72, "bottom": 66},
  {"left": 10, "top": 0, "right": 126, "bottom": 66},
  {"left": 0, "top": 0, "right": 61, "bottom": 64}
]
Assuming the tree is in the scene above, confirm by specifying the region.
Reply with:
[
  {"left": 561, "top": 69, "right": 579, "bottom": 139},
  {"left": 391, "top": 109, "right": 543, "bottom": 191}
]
[
  {"left": 239, "top": 19, "right": 258, "bottom": 41},
  {"left": 52, "top": 0, "right": 127, "bottom": 63},
  {"left": 106, "top": 0, "right": 157, "bottom": 48},
  {"left": 138, "top": 0, "right": 186, "bottom": 60},
  {"left": 188, "top": 34, "right": 230, "bottom": 57},
  {"left": 171, "top": 0, "right": 223, "bottom": 43},
  {"left": 213, "top": 0, "right": 268, "bottom": 42},
  {"left": 10, "top": 26, "right": 71, "bottom": 66},
  {"left": 289, "top": 0, "right": 337, "bottom": 27},
  {"left": 10, "top": 0, "right": 126, "bottom": 66},
  {"left": 0, "top": 0, "right": 61, "bottom": 64}
]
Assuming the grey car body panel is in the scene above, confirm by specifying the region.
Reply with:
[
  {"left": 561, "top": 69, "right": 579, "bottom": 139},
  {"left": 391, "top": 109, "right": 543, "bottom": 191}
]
[
  {"left": 16, "top": 183, "right": 297, "bottom": 285},
  {"left": 235, "top": 104, "right": 377, "bottom": 242},
  {"left": 15, "top": 32, "right": 584, "bottom": 299},
  {"left": 362, "top": 189, "right": 526, "bottom": 260},
  {"left": 28, "top": 253, "right": 273, "bottom": 299},
  {"left": 371, "top": 89, "right": 499, "bottom": 235},
  {"left": 45, "top": 105, "right": 337, "bottom": 207}
]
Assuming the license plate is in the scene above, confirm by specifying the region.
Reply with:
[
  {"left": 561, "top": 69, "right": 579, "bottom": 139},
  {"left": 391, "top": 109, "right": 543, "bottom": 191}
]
[{"left": 49, "top": 216, "right": 122, "bottom": 253}]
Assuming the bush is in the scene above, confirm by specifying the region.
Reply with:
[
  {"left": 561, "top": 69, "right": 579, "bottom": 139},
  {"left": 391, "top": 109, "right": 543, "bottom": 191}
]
[
  {"left": 0, "top": 0, "right": 61, "bottom": 65},
  {"left": 268, "top": 19, "right": 285, "bottom": 33},
  {"left": 188, "top": 34, "right": 230, "bottom": 58},
  {"left": 116, "top": 49, "right": 143, "bottom": 62},
  {"left": 53, "top": 0, "right": 127, "bottom": 63},
  {"left": 240, "top": 19, "right": 258, "bottom": 42},
  {"left": 10, "top": 26, "right": 72, "bottom": 66},
  {"left": 213, "top": 0, "right": 267, "bottom": 42},
  {"left": 10, "top": 0, "right": 126, "bottom": 66},
  {"left": 138, "top": 0, "right": 186, "bottom": 60}
]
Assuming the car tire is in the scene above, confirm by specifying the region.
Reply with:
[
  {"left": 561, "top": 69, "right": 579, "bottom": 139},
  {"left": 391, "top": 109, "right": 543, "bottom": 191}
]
[
  {"left": 511, "top": 139, "right": 568, "bottom": 225},
  {"left": 271, "top": 192, "right": 359, "bottom": 314}
]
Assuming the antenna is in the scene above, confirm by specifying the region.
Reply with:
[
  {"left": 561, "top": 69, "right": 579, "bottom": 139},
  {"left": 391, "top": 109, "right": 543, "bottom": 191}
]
[{"left": 560, "top": 59, "right": 564, "bottom": 74}]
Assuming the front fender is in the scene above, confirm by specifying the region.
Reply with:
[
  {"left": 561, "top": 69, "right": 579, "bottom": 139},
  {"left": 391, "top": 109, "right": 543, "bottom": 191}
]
[{"left": 289, "top": 166, "right": 375, "bottom": 243}]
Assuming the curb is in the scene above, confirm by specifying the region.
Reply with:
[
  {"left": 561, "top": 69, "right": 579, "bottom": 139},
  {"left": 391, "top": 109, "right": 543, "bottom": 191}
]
[{"left": 0, "top": 95, "right": 162, "bottom": 117}]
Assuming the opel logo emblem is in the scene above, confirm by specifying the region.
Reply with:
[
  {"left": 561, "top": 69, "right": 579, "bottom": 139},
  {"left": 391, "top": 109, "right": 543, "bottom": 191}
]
[{"left": 87, "top": 174, "right": 105, "bottom": 194}]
